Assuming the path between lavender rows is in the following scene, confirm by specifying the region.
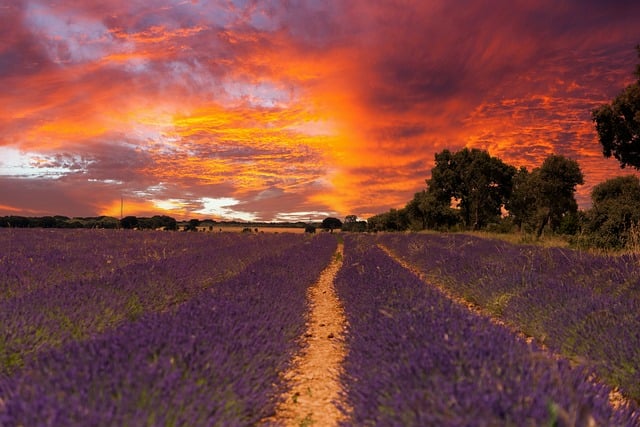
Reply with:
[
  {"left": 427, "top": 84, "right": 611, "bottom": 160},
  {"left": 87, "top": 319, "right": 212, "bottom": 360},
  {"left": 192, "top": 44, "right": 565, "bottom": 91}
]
[
  {"left": 264, "top": 241, "right": 348, "bottom": 426},
  {"left": 271, "top": 235, "right": 638, "bottom": 426}
]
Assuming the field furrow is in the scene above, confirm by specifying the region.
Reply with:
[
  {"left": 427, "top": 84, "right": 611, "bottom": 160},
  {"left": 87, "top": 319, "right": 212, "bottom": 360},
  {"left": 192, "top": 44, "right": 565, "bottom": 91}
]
[
  {"left": 378, "top": 232, "right": 640, "bottom": 404},
  {"left": 334, "top": 234, "right": 639, "bottom": 426}
]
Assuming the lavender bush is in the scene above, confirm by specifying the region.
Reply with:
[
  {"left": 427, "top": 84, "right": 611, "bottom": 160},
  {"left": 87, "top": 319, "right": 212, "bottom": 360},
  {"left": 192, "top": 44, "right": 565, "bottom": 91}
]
[
  {"left": 378, "top": 232, "right": 640, "bottom": 403},
  {"left": 335, "top": 235, "right": 638, "bottom": 426},
  {"left": 0, "top": 233, "right": 336, "bottom": 426}
]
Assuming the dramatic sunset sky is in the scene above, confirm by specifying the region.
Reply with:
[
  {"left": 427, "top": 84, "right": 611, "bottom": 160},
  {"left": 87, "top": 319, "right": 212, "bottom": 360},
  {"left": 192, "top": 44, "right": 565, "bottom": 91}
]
[{"left": 1, "top": 1, "right": 639, "bottom": 221}]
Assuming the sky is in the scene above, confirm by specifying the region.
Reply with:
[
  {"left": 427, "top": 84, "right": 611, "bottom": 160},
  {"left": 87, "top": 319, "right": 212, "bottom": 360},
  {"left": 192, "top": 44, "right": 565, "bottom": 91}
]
[{"left": 1, "top": 0, "right": 640, "bottom": 222}]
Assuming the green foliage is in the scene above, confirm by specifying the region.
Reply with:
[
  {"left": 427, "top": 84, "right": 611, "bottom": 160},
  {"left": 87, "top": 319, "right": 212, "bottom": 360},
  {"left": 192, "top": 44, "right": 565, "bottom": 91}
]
[
  {"left": 342, "top": 215, "right": 367, "bottom": 232},
  {"left": 367, "top": 209, "right": 409, "bottom": 232},
  {"left": 507, "top": 155, "right": 583, "bottom": 237},
  {"left": 427, "top": 148, "right": 516, "bottom": 230},
  {"left": 137, "top": 215, "right": 178, "bottom": 230},
  {"left": 405, "top": 190, "right": 460, "bottom": 231},
  {"left": 592, "top": 45, "right": 640, "bottom": 170},
  {"left": 577, "top": 175, "right": 640, "bottom": 249},
  {"left": 505, "top": 167, "right": 537, "bottom": 232},
  {"left": 484, "top": 217, "right": 516, "bottom": 234}
]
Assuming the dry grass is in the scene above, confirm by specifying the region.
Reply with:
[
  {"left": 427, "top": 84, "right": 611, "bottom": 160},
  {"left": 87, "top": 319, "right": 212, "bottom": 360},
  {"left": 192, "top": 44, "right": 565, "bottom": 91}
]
[{"left": 452, "top": 230, "right": 571, "bottom": 248}]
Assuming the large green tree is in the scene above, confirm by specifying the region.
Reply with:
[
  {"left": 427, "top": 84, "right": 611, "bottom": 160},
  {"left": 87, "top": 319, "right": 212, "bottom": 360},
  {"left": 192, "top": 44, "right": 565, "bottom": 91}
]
[
  {"left": 427, "top": 148, "right": 516, "bottom": 230},
  {"left": 536, "top": 155, "right": 584, "bottom": 236},
  {"left": 582, "top": 175, "right": 640, "bottom": 249},
  {"left": 506, "top": 166, "right": 539, "bottom": 232},
  {"left": 592, "top": 45, "right": 640, "bottom": 169},
  {"left": 507, "top": 155, "right": 584, "bottom": 237}
]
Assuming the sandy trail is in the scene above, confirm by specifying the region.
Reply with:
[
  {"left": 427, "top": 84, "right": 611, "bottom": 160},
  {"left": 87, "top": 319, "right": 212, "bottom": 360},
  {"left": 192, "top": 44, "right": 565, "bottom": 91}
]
[{"left": 266, "top": 241, "right": 348, "bottom": 426}]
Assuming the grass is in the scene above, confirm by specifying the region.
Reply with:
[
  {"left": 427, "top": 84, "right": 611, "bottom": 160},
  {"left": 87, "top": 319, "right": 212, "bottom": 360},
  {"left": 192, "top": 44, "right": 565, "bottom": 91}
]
[{"left": 462, "top": 230, "right": 571, "bottom": 248}]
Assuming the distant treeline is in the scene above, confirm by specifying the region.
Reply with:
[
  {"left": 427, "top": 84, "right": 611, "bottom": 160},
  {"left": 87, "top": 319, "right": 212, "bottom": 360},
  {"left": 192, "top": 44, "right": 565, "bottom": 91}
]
[
  {"left": 0, "top": 215, "right": 316, "bottom": 232},
  {"left": 0, "top": 215, "right": 175, "bottom": 230}
]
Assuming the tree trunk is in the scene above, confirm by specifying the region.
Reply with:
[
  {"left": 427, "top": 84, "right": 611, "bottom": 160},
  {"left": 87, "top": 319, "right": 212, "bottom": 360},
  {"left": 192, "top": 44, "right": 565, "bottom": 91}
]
[
  {"left": 536, "top": 213, "right": 550, "bottom": 238},
  {"left": 473, "top": 202, "right": 480, "bottom": 230}
]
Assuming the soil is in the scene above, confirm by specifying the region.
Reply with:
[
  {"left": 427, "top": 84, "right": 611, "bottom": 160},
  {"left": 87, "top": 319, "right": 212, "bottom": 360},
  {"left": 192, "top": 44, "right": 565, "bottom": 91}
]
[{"left": 265, "top": 242, "right": 349, "bottom": 426}]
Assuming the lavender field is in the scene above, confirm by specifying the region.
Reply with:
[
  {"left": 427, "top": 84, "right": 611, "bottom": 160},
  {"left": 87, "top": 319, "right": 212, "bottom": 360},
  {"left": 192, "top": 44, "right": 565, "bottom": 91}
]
[
  {"left": 377, "top": 233, "right": 640, "bottom": 406},
  {"left": 0, "top": 229, "right": 336, "bottom": 425},
  {"left": 1, "top": 229, "right": 639, "bottom": 426}
]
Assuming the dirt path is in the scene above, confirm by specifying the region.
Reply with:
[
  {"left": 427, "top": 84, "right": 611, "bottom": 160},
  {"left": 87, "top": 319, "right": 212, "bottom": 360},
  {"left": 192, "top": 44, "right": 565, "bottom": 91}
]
[{"left": 265, "top": 241, "right": 349, "bottom": 426}]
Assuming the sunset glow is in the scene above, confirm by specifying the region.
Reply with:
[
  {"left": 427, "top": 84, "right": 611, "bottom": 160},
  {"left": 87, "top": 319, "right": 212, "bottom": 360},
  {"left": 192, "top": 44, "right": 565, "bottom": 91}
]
[{"left": 1, "top": 1, "right": 640, "bottom": 221}]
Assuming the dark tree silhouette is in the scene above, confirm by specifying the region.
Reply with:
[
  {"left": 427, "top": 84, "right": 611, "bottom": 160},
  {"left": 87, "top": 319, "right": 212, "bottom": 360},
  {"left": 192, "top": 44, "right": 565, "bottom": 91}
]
[
  {"left": 321, "top": 217, "right": 342, "bottom": 232},
  {"left": 427, "top": 148, "right": 516, "bottom": 230},
  {"left": 592, "top": 45, "right": 640, "bottom": 169}
]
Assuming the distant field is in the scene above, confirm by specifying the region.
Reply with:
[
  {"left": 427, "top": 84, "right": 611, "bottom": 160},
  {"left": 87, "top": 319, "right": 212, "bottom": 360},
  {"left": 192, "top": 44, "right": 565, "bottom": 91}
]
[
  {"left": 0, "top": 229, "right": 638, "bottom": 426},
  {"left": 216, "top": 225, "right": 308, "bottom": 233}
]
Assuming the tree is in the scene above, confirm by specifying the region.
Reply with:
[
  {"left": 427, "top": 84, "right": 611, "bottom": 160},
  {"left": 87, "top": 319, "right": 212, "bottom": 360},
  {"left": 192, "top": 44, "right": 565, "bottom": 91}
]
[
  {"left": 506, "top": 167, "right": 539, "bottom": 232},
  {"left": 592, "top": 45, "right": 640, "bottom": 169},
  {"left": 342, "top": 215, "right": 367, "bottom": 232},
  {"left": 507, "top": 155, "right": 584, "bottom": 237},
  {"left": 185, "top": 219, "right": 200, "bottom": 231},
  {"left": 150, "top": 215, "right": 177, "bottom": 230},
  {"left": 581, "top": 175, "right": 640, "bottom": 249},
  {"left": 366, "top": 209, "right": 409, "bottom": 232},
  {"left": 535, "top": 155, "right": 584, "bottom": 236},
  {"left": 321, "top": 217, "right": 342, "bottom": 232},
  {"left": 120, "top": 216, "right": 139, "bottom": 229},
  {"left": 405, "top": 190, "right": 459, "bottom": 230},
  {"left": 427, "top": 148, "right": 516, "bottom": 230}
]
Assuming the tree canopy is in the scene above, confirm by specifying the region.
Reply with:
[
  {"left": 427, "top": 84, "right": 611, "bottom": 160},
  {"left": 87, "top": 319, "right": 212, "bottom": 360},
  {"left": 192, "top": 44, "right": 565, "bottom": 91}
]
[
  {"left": 427, "top": 148, "right": 516, "bottom": 230},
  {"left": 592, "top": 45, "right": 640, "bottom": 169},
  {"left": 405, "top": 190, "right": 459, "bottom": 231},
  {"left": 508, "top": 155, "right": 583, "bottom": 237},
  {"left": 580, "top": 175, "right": 640, "bottom": 249},
  {"left": 321, "top": 217, "right": 343, "bottom": 232},
  {"left": 342, "top": 215, "right": 367, "bottom": 232}
]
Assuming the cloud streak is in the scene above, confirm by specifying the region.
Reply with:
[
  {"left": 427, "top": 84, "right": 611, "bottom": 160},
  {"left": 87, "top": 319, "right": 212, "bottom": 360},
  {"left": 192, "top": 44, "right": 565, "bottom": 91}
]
[{"left": 1, "top": 0, "right": 639, "bottom": 220}]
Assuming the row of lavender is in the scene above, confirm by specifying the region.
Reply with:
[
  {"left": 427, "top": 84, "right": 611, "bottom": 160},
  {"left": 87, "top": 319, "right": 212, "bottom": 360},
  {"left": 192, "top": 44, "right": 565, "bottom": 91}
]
[
  {"left": 0, "top": 229, "right": 291, "bottom": 300},
  {"left": 336, "top": 235, "right": 639, "bottom": 425},
  {"left": 0, "top": 232, "right": 337, "bottom": 426},
  {"left": 0, "top": 230, "right": 304, "bottom": 375},
  {"left": 378, "top": 233, "right": 640, "bottom": 403}
]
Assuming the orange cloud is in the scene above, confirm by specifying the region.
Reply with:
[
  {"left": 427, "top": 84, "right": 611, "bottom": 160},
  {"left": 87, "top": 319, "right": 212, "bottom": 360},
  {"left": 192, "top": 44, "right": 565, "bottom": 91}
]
[{"left": 2, "top": 0, "right": 640, "bottom": 220}]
